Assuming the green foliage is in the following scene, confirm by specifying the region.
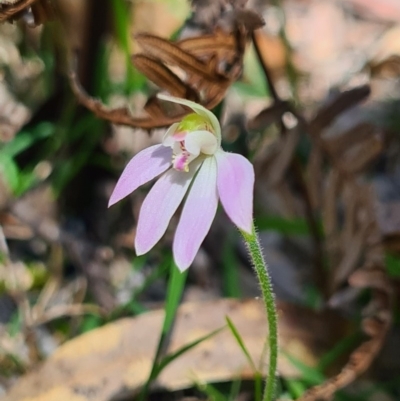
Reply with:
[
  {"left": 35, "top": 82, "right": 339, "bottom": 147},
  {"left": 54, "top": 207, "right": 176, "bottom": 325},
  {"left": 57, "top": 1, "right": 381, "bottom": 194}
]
[
  {"left": 111, "top": 0, "right": 146, "bottom": 93},
  {"left": 232, "top": 44, "right": 269, "bottom": 98},
  {"left": 0, "top": 122, "right": 55, "bottom": 195},
  {"left": 385, "top": 252, "right": 400, "bottom": 277},
  {"left": 162, "top": 260, "right": 188, "bottom": 333},
  {"left": 222, "top": 234, "right": 241, "bottom": 298},
  {"left": 256, "top": 214, "right": 323, "bottom": 236},
  {"left": 79, "top": 314, "right": 103, "bottom": 334},
  {"left": 283, "top": 352, "right": 326, "bottom": 387}
]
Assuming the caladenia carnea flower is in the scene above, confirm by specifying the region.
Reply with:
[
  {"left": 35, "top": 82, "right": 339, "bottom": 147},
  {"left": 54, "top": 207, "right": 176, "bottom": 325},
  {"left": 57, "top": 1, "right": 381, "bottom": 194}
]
[
  {"left": 109, "top": 95, "right": 278, "bottom": 401},
  {"left": 109, "top": 94, "right": 254, "bottom": 271}
]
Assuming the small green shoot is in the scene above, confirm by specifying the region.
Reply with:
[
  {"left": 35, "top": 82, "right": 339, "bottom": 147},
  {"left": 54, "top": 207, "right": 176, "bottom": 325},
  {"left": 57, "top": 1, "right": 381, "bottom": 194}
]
[
  {"left": 228, "top": 378, "right": 242, "bottom": 401},
  {"left": 195, "top": 381, "right": 228, "bottom": 401},
  {"left": 226, "top": 316, "right": 263, "bottom": 401},
  {"left": 283, "top": 352, "right": 325, "bottom": 386},
  {"left": 0, "top": 122, "right": 54, "bottom": 157},
  {"left": 285, "top": 378, "right": 307, "bottom": 399},
  {"left": 79, "top": 314, "right": 103, "bottom": 334},
  {"left": 0, "top": 122, "right": 55, "bottom": 194}
]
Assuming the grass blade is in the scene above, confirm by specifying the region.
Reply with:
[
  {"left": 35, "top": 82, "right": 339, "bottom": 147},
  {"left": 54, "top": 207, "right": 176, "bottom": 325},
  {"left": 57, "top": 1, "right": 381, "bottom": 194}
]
[
  {"left": 138, "top": 259, "right": 187, "bottom": 401},
  {"left": 226, "top": 316, "right": 257, "bottom": 372},
  {"left": 226, "top": 316, "right": 263, "bottom": 401},
  {"left": 155, "top": 326, "right": 224, "bottom": 376}
]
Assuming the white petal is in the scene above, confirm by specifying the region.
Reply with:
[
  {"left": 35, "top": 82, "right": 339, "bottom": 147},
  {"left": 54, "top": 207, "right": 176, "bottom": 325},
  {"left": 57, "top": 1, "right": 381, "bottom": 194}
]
[
  {"left": 185, "top": 130, "right": 218, "bottom": 157},
  {"left": 173, "top": 157, "right": 218, "bottom": 271}
]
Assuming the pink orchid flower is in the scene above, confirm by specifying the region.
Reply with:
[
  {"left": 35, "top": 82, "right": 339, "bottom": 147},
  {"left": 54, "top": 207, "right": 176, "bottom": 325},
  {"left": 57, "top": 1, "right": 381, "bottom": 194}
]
[{"left": 109, "top": 94, "right": 254, "bottom": 271}]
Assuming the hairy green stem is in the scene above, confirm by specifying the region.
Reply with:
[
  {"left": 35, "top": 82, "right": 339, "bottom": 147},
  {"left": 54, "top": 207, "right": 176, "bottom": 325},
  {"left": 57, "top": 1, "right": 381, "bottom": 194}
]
[{"left": 241, "top": 223, "right": 278, "bottom": 401}]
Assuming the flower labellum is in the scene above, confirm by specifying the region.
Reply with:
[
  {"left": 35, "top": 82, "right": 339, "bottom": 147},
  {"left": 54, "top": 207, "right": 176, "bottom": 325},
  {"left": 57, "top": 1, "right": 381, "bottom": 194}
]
[{"left": 109, "top": 94, "right": 254, "bottom": 271}]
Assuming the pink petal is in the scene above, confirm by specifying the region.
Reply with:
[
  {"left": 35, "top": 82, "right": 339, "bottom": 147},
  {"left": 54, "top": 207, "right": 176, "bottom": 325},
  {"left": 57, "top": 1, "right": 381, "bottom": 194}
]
[
  {"left": 135, "top": 162, "right": 200, "bottom": 255},
  {"left": 173, "top": 157, "right": 218, "bottom": 271},
  {"left": 215, "top": 151, "right": 254, "bottom": 233},
  {"left": 108, "top": 145, "right": 172, "bottom": 207}
]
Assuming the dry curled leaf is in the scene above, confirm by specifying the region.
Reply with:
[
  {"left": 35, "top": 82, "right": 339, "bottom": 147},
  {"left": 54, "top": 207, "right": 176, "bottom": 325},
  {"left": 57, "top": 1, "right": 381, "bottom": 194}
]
[
  {"left": 309, "top": 85, "right": 371, "bottom": 135},
  {"left": 247, "top": 100, "right": 291, "bottom": 130},
  {"left": 0, "top": 0, "right": 53, "bottom": 25},
  {"left": 70, "top": 6, "right": 264, "bottom": 129}
]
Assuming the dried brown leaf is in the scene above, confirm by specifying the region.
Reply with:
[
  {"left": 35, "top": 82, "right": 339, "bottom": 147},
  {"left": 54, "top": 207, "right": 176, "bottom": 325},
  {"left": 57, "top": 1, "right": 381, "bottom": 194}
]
[
  {"left": 333, "top": 229, "right": 366, "bottom": 287},
  {"left": 247, "top": 101, "right": 290, "bottom": 130},
  {"left": 297, "top": 267, "right": 392, "bottom": 401},
  {"left": 339, "top": 134, "right": 384, "bottom": 174},
  {"left": 341, "top": 182, "right": 359, "bottom": 246},
  {"left": 310, "top": 86, "right": 371, "bottom": 135},
  {"left": 322, "top": 170, "right": 342, "bottom": 238},
  {"left": 3, "top": 299, "right": 351, "bottom": 401},
  {"left": 70, "top": 27, "right": 250, "bottom": 128},
  {"left": 71, "top": 1, "right": 264, "bottom": 128},
  {"left": 323, "top": 123, "right": 376, "bottom": 155},
  {"left": 0, "top": 0, "right": 37, "bottom": 21},
  {"left": 0, "top": 0, "right": 53, "bottom": 24},
  {"left": 306, "top": 147, "right": 324, "bottom": 210},
  {"left": 298, "top": 171, "right": 392, "bottom": 400},
  {"left": 132, "top": 54, "right": 199, "bottom": 100},
  {"left": 268, "top": 126, "right": 300, "bottom": 185},
  {"left": 69, "top": 67, "right": 179, "bottom": 129},
  {"left": 230, "top": 8, "right": 265, "bottom": 32},
  {"left": 376, "top": 200, "right": 400, "bottom": 238},
  {"left": 135, "top": 33, "right": 230, "bottom": 83},
  {"left": 178, "top": 30, "right": 238, "bottom": 59},
  {"left": 0, "top": 84, "right": 31, "bottom": 142}
]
